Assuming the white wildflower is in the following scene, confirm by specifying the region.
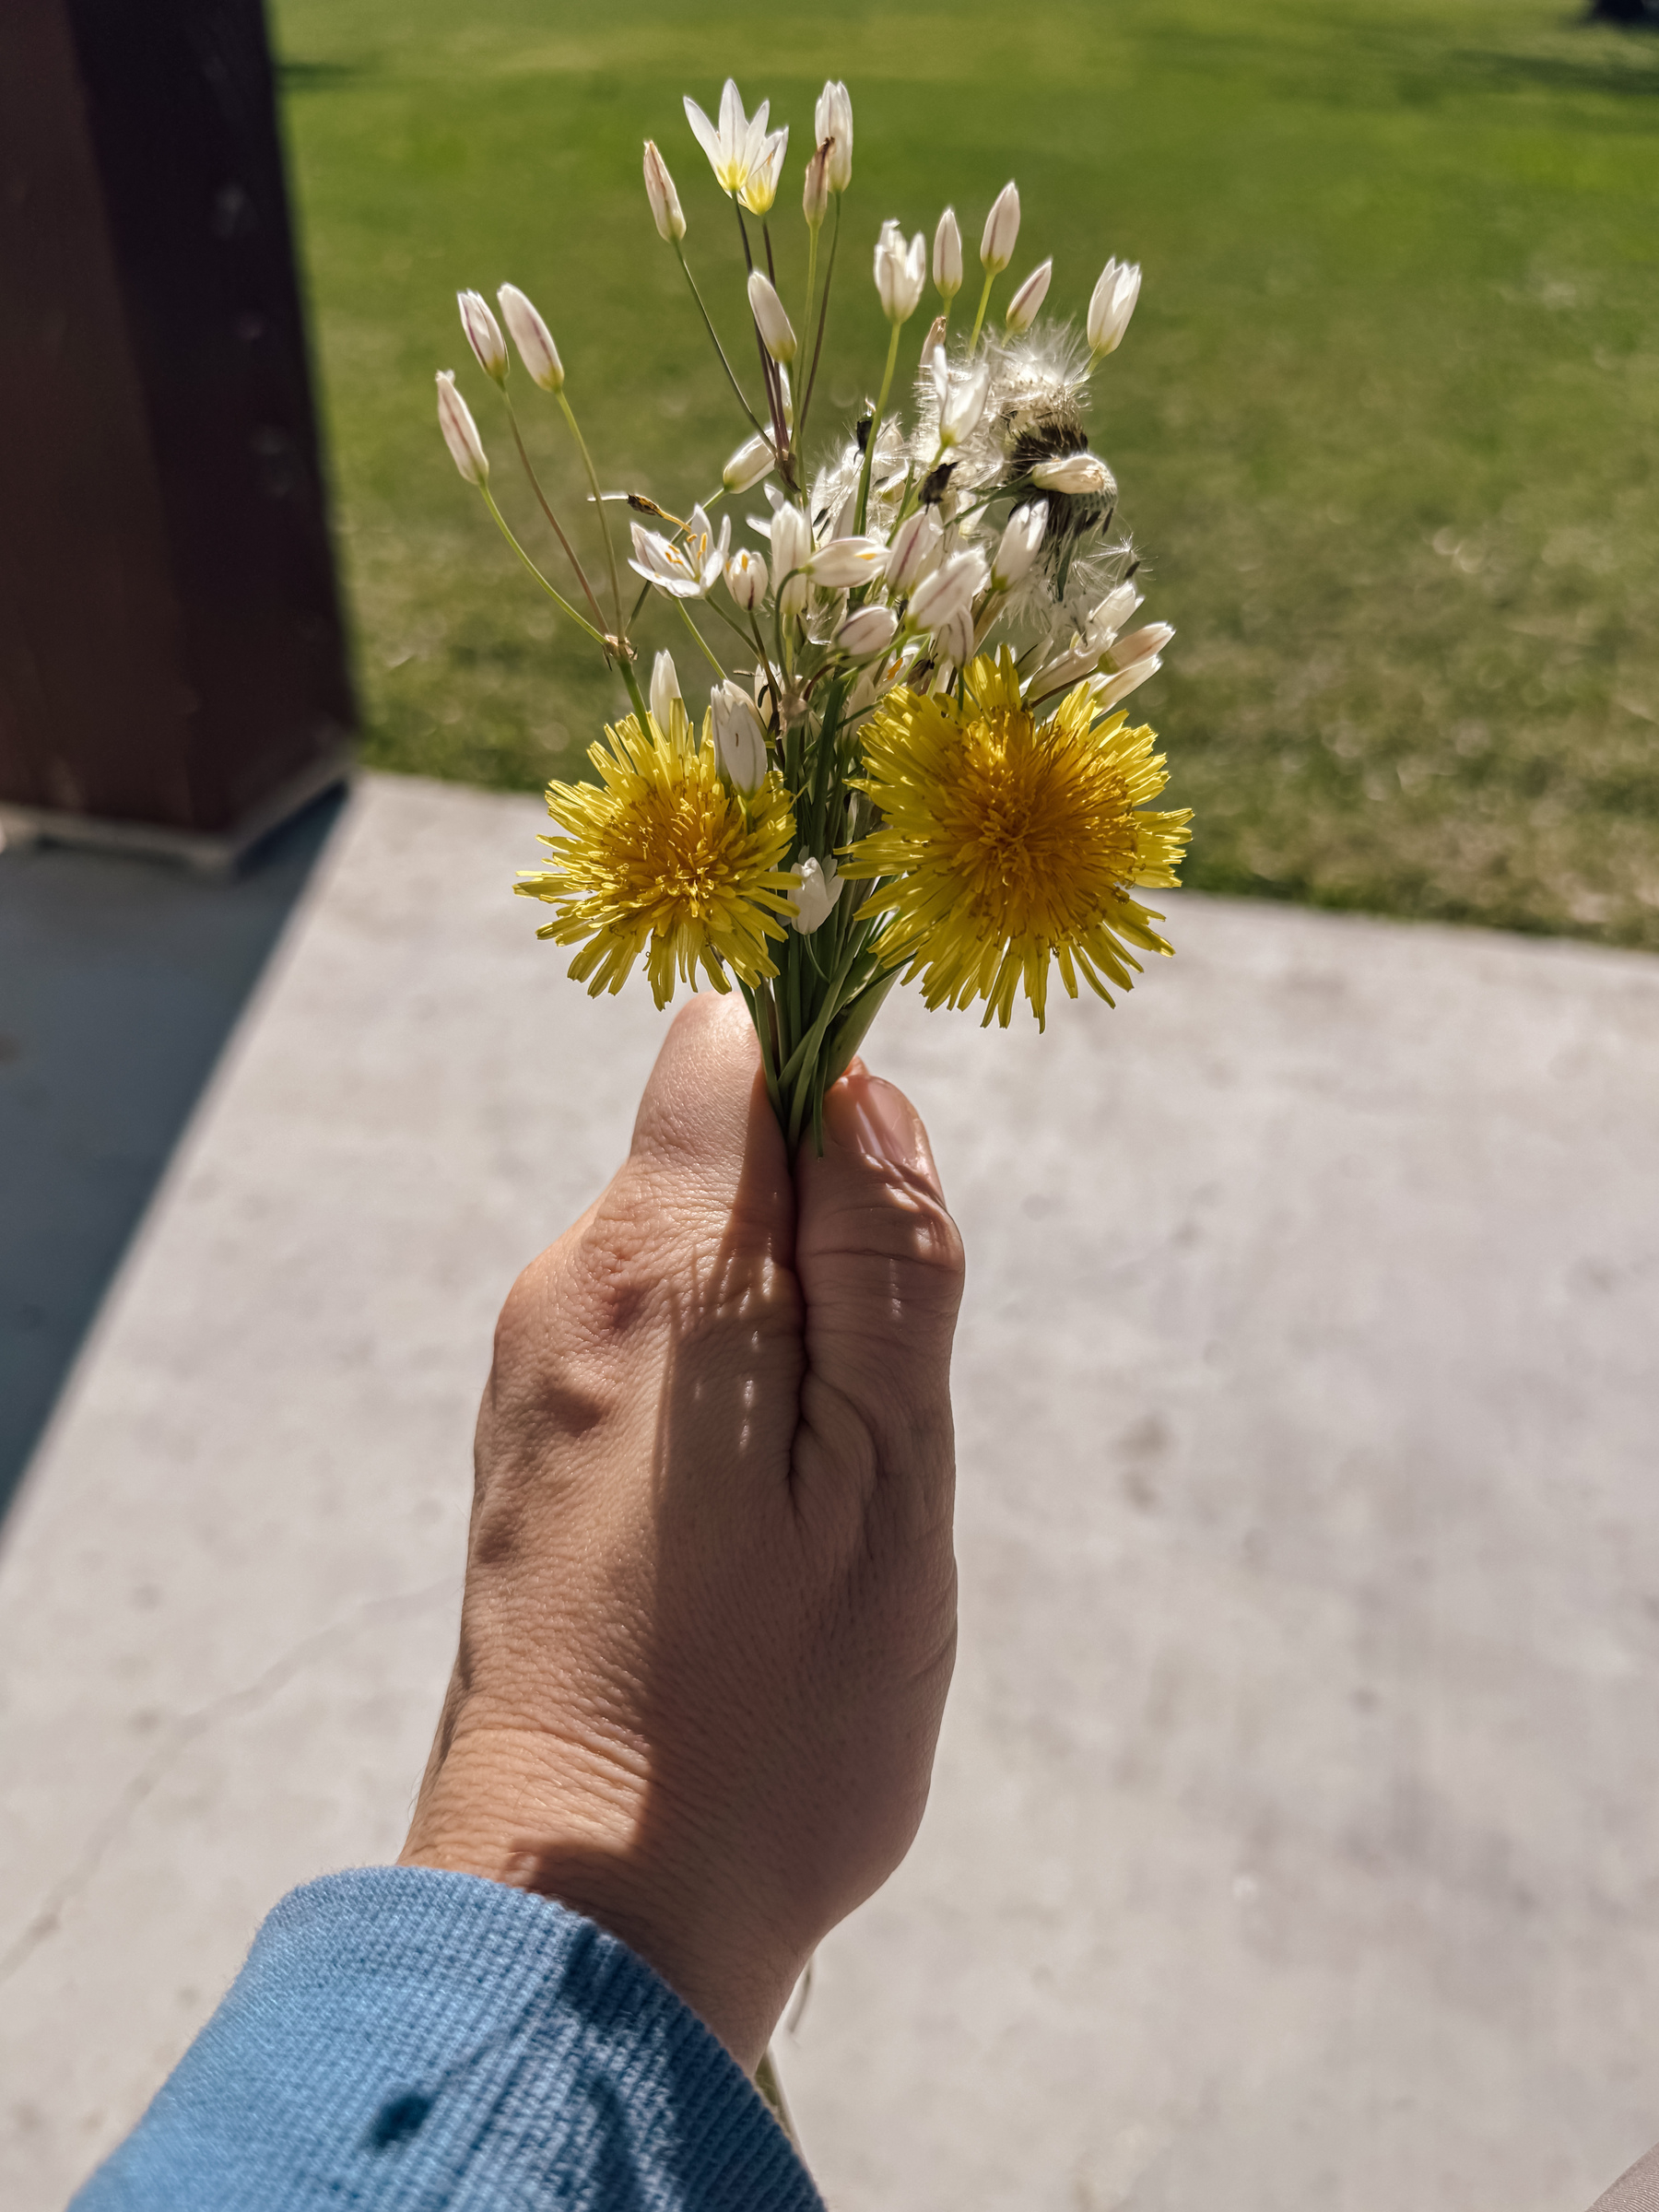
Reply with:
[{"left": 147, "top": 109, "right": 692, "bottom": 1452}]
[
  {"left": 934, "top": 208, "right": 963, "bottom": 302},
  {"left": 747, "top": 271, "right": 795, "bottom": 364},
  {"left": 629, "top": 504, "right": 729, "bottom": 597},
  {"left": 836, "top": 604, "right": 899, "bottom": 658},
  {"left": 684, "top": 81, "right": 773, "bottom": 198}
]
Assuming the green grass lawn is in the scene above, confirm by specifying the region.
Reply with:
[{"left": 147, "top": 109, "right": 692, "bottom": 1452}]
[{"left": 269, "top": 0, "right": 1659, "bottom": 947}]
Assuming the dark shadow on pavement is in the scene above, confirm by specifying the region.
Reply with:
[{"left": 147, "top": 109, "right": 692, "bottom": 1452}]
[{"left": 0, "top": 788, "right": 346, "bottom": 1527}]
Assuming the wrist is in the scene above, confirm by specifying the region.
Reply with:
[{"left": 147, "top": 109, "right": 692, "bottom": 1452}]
[{"left": 400, "top": 1725, "right": 799, "bottom": 2073}]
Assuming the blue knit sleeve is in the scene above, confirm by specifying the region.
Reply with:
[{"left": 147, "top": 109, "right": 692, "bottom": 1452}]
[{"left": 72, "top": 1865, "right": 824, "bottom": 2212}]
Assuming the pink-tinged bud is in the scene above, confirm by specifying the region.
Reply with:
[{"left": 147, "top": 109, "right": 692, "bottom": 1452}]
[
  {"left": 806, "top": 535, "right": 888, "bottom": 589},
  {"left": 496, "top": 284, "right": 563, "bottom": 392},
  {"left": 935, "top": 605, "right": 975, "bottom": 673},
  {"left": 814, "top": 80, "right": 853, "bottom": 193},
  {"left": 457, "top": 290, "right": 506, "bottom": 384},
  {"left": 642, "top": 140, "right": 686, "bottom": 243},
  {"left": 1030, "top": 451, "right": 1113, "bottom": 497},
  {"left": 992, "top": 503, "right": 1046, "bottom": 589},
  {"left": 803, "top": 141, "right": 831, "bottom": 229},
  {"left": 908, "top": 547, "right": 989, "bottom": 634},
  {"left": 435, "top": 371, "right": 487, "bottom": 485},
  {"left": 835, "top": 603, "right": 899, "bottom": 659},
  {"left": 980, "top": 182, "right": 1020, "bottom": 275},
  {"left": 723, "top": 432, "right": 777, "bottom": 493},
  {"left": 747, "top": 270, "right": 796, "bottom": 365},
  {"left": 1109, "top": 621, "right": 1175, "bottom": 670},
  {"left": 725, "top": 546, "right": 769, "bottom": 612},
  {"left": 1005, "top": 257, "right": 1053, "bottom": 335},
  {"left": 769, "top": 504, "right": 813, "bottom": 617},
  {"left": 934, "top": 207, "right": 963, "bottom": 301},
  {"left": 885, "top": 508, "right": 941, "bottom": 595},
  {"left": 1088, "top": 258, "right": 1142, "bottom": 358}
]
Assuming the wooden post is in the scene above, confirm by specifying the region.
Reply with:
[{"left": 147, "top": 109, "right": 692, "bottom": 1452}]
[{"left": 0, "top": 0, "right": 354, "bottom": 868}]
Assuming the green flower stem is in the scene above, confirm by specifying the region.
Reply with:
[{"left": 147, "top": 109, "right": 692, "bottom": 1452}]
[
  {"left": 477, "top": 487, "right": 611, "bottom": 649},
  {"left": 556, "top": 391, "right": 625, "bottom": 635},
  {"left": 795, "top": 194, "right": 841, "bottom": 450},
  {"left": 739, "top": 978, "right": 783, "bottom": 1124},
  {"left": 502, "top": 394, "right": 608, "bottom": 634},
  {"left": 784, "top": 927, "right": 867, "bottom": 1150},
  {"left": 854, "top": 323, "right": 903, "bottom": 537},
  {"left": 967, "top": 269, "right": 995, "bottom": 351},
  {"left": 799, "top": 225, "right": 820, "bottom": 382},
  {"left": 676, "top": 599, "right": 725, "bottom": 677},
  {"left": 673, "top": 241, "right": 766, "bottom": 438},
  {"left": 619, "top": 653, "right": 650, "bottom": 727}
]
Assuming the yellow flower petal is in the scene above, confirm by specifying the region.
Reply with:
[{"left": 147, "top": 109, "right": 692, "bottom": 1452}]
[
  {"left": 841, "top": 650, "right": 1193, "bottom": 1030},
  {"left": 516, "top": 707, "right": 796, "bottom": 1010}
]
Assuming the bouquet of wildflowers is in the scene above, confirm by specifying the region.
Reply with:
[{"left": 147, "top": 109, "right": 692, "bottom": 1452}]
[{"left": 437, "top": 78, "right": 1193, "bottom": 1153}]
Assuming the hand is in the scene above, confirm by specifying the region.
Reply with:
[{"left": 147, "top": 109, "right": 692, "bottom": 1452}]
[{"left": 400, "top": 993, "right": 965, "bottom": 2072}]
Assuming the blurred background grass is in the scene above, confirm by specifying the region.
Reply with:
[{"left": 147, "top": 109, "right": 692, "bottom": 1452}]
[{"left": 268, "top": 0, "right": 1659, "bottom": 946}]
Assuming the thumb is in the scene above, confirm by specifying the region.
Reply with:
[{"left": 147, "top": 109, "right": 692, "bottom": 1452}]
[{"left": 792, "top": 1065, "right": 964, "bottom": 1526}]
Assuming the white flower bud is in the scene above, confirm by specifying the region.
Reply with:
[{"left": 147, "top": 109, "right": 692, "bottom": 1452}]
[
  {"left": 740, "top": 128, "right": 789, "bottom": 217},
  {"left": 1034, "top": 644, "right": 1103, "bottom": 695},
  {"left": 1107, "top": 621, "right": 1174, "bottom": 670},
  {"left": 804, "top": 141, "right": 830, "bottom": 229},
  {"left": 980, "top": 182, "right": 1020, "bottom": 275},
  {"left": 724, "top": 431, "right": 777, "bottom": 493},
  {"left": 1005, "top": 257, "right": 1053, "bottom": 335},
  {"left": 650, "top": 650, "right": 681, "bottom": 733},
  {"left": 710, "top": 679, "right": 769, "bottom": 794},
  {"left": 1030, "top": 451, "right": 1113, "bottom": 497},
  {"left": 435, "top": 371, "right": 487, "bottom": 485},
  {"left": 935, "top": 605, "right": 975, "bottom": 674},
  {"left": 747, "top": 270, "right": 796, "bottom": 365},
  {"left": 934, "top": 207, "right": 963, "bottom": 301},
  {"left": 885, "top": 508, "right": 942, "bottom": 595},
  {"left": 770, "top": 504, "right": 813, "bottom": 617},
  {"left": 908, "top": 547, "right": 989, "bottom": 634},
  {"left": 806, "top": 535, "right": 888, "bottom": 589},
  {"left": 836, "top": 603, "right": 899, "bottom": 658},
  {"left": 642, "top": 141, "right": 687, "bottom": 244},
  {"left": 814, "top": 80, "right": 853, "bottom": 193},
  {"left": 874, "top": 220, "right": 927, "bottom": 325},
  {"left": 932, "top": 350, "right": 990, "bottom": 448},
  {"left": 790, "top": 854, "right": 843, "bottom": 935},
  {"left": 725, "top": 546, "right": 769, "bottom": 612},
  {"left": 1094, "top": 654, "right": 1162, "bottom": 711},
  {"left": 457, "top": 290, "right": 507, "bottom": 384},
  {"left": 496, "top": 284, "right": 563, "bottom": 393},
  {"left": 1088, "top": 258, "right": 1141, "bottom": 358},
  {"left": 992, "top": 502, "right": 1046, "bottom": 589},
  {"left": 1085, "top": 582, "right": 1142, "bottom": 649}
]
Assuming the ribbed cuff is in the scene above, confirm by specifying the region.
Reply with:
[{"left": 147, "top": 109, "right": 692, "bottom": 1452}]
[{"left": 75, "top": 1865, "right": 824, "bottom": 2212}]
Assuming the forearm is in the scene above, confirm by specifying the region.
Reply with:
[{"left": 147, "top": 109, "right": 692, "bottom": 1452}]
[{"left": 73, "top": 1867, "right": 820, "bottom": 2212}]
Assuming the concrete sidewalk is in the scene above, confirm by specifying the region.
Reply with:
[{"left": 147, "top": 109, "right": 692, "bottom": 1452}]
[{"left": 2, "top": 771, "right": 1657, "bottom": 2211}]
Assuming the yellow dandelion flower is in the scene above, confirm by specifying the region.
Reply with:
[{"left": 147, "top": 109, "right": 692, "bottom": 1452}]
[
  {"left": 841, "top": 649, "right": 1194, "bottom": 1030},
  {"left": 515, "top": 706, "right": 797, "bottom": 1009}
]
